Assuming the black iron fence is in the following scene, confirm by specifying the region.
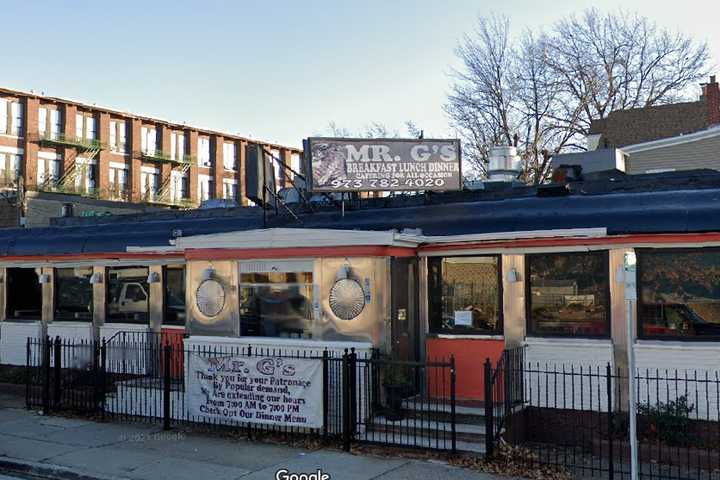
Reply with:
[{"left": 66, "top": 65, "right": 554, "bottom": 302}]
[
  {"left": 26, "top": 336, "right": 458, "bottom": 453},
  {"left": 485, "top": 356, "right": 720, "bottom": 480}
]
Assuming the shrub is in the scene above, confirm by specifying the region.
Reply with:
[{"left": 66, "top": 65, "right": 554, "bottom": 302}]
[{"left": 637, "top": 395, "right": 694, "bottom": 446}]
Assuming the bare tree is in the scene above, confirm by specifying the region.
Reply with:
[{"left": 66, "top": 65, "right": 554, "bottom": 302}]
[
  {"left": 447, "top": 9, "right": 710, "bottom": 183},
  {"left": 318, "top": 121, "right": 421, "bottom": 139}
]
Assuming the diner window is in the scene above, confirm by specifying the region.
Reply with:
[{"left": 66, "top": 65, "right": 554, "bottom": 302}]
[
  {"left": 239, "top": 270, "right": 314, "bottom": 339},
  {"left": 164, "top": 265, "right": 186, "bottom": 326},
  {"left": 638, "top": 248, "right": 720, "bottom": 339},
  {"left": 527, "top": 251, "right": 610, "bottom": 337},
  {"left": 107, "top": 267, "right": 149, "bottom": 324},
  {"left": 54, "top": 267, "right": 93, "bottom": 321},
  {"left": 6, "top": 268, "right": 42, "bottom": 321},
  {"left": 427, "top": 256, "right": 502, "bottom": 334}
]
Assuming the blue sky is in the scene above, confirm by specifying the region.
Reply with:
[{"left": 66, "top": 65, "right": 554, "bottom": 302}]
[{"left": 1, "top": 0, "right": 717, "bottom": 149}]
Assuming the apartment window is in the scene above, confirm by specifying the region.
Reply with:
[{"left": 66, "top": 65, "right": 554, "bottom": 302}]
[
  {"left": 526, "top": 251, "right": 610, "bottom": 337},
  {"left": 141, "top": 169, "right": 160, "bottom": 199},
  {"left": 1, "top": 99, "right": 23, "bottom": 137},
  {"left": 109, "top": 120, "right": 127, "bottom": 153},
  {"left": 38, "top": 107, "right": 47, "bottom": 136},
  {"left": 170, "top": 132, "right": 186, "bottom": 161},
  {"left": 107, "top": 267, "right": 149, "bottom": 324},
  {"left": 37, "top": 153, "right": 61, "bottom": 187},
  {"left": 54, "top": 267, "right": 93, "bottom": 321},
  {"left": 75, "top": 113, "right": 96, "bottom": 140},
  {"left": 239, "top": 269, "right": 314, "bottom": 338},
  {"left": 0, "top": 98, "right": 22, "bottom": 136},
  {"left": 0, "top": 153, "right": 20, "bottom": 185},
  {"left": 427, "top": 256, "right": 502, "bottom": 334},
  {"left": 170, "top": 171, "right": 189, "bottom": 201},
  {"left": 198, "top": 137, "right": 210, "bottom": 167},
  {"left": 223, "top": 179, "right": 238, "bottom": 200},
  {"left": 73, "top": 158, "right": 97, "bottom": 193},
  {"left": 198, "top": 175, "right": 213, "bottom": 202},
  {"left": 223, "top": 142, "right": 237, "bottom": 170},
  {"left": 109, "top": 164, "right": 128, "bottom": 199},
  {"left": 38, "top": 107, "right": 62, "bottom": 139},
  {"left": 0, "top": 98, "right": 6, "bottom": 134},
  {"left": 164, "top": 265, "right": 186, "bottom": 326},
  {"left": 10, "top": 101, "right": 23, "bottom": 136},
  {"left": 141, "top": 126, "right": 157, "bottom": 154},
  {"left": 638, "top": 248, "right": 720, "bottom": 339}
]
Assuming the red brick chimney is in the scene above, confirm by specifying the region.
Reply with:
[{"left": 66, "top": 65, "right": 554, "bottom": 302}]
[{"left": 704, "top": 75, "right": 720, "bottom": 125}]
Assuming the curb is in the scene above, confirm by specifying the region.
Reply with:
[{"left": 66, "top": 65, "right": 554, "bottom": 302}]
[{"left": 0, "top": 456, "right": 130, "bottom": 480}]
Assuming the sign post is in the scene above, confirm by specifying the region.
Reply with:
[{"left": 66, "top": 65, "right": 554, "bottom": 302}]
[{"left": 623, "top": 251, "right": 639, "bottom": 480}]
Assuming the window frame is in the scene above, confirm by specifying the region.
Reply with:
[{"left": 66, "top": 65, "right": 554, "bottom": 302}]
[
  {"left": 525, "top": 250, "right": 611, "bottom": 339},
  {"left": 105, "top": 266, "right": 151, "bottom": 325},
  {"left": 163, "top": 265, "right": 186, "bottom": 327},
  {"left": 53, "top": 267, "right": 94, "bottom": 322},
  {"left": 636, "top": 247, "right": 720, "bottom": 342},
  {"left": 427, "top": 254, "right": 504, "bottom": 336}
]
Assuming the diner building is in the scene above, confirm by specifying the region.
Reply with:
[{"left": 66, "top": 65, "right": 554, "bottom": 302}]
[{"left": 0, "top": 168, "right": 719, "bottom": 400}]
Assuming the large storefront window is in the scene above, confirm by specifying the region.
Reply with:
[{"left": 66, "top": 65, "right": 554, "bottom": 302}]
[
  {"left": 6, "top": 268, "right": 42, "bottom": 321},
  {"left": 527, "top": 251, "right": 610, "bottom": 337},
  {"left": 638, "top": 249, "right": 720, "bottom": 339},
  {"left": 239, "top": 271, "right": 313, "bottom": 339},
  {"left": 427, "top": 256, "right": 502, "bottom": 334},
  {"left": 107, "top": 267, "right": 149, "bottom": 324},
  {"left": 164, "top": 265, "right": 186, "bottom": 326},
  {"left": 54, "top": 267, "right": 93, "bottom": 321}
]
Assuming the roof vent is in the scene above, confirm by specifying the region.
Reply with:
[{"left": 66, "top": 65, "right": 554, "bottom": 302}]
[{"left": 487, "top": 146, "right": 521, "bottom": 182}]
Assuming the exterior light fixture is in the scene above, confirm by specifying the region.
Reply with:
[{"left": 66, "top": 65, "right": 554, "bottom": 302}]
[
  {"left": 38, "top": 273, "right": 51, "bottom": 284},
  {"left": 507, "top": 267, "right": 520, "bottom": 283},
  {"left": 146, "top": 271, "right": 161, "bottom": 284},
  {"left": 89, "top": 272, "right": 103, "bottom": 284},
  {"left": 201, "top": 266, "right": 215, "bottom": 281}
]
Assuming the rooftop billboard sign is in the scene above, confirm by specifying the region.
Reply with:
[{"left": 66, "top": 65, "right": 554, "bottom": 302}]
[{"left": 304, "top": 138, "right": 461, "bottom": 192}]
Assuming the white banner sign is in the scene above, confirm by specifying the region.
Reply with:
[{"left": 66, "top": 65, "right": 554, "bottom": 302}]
[{"left": 188, "top": 354, "right": 323, "bottom": 428}]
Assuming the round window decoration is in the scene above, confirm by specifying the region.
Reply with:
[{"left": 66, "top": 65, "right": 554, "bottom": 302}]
[
  {"left": 329, "top": 278, "right": 366, "bottom": 320},
  {"left": 196, "top": 279, "right": 226, "bottom": 317}
]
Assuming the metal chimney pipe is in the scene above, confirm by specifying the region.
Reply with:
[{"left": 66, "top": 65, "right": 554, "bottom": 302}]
[{"left": 487, "top": 146, "right": 521, "bottom": 181}]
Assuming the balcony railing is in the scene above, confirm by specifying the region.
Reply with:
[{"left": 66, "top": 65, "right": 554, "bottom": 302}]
[
  {"left": 137, "top": 150, "right": 193, "bottom": 166},
  {"left": 143, "top": 193, "right": 194, "bottom": 208},
  {"left": 36, "top": 133, "right": 105, "bottom": 151}
]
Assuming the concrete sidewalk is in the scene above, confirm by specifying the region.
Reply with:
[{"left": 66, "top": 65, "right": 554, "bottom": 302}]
[{"left": 0, "top": 385, "right": 496, "bottom": 480}]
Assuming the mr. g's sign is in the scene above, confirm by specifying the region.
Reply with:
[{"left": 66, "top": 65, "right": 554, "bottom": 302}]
[{"left": 304, "top": 137, "right": 461, "bottom": 192}]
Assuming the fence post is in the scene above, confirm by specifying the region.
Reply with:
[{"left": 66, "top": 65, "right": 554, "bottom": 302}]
[
  {"left": 349, "top": 348, "right": 357, "bottom": 436},
  {"left": 342, "top": 349, "right": 351, "bottom": 452},
  {"left": 450, "top": 355, "right": 457, "bottom": 454},
  {"left": 503, "top": 350, "right": 512, "bottom": 415},
  {"left": 53, "top": 336, "right": 61, "bottom": 408},
  {"left": 163, "top": 344, "right": 172, "bottom": 431},
  {"left": 42, "top": 336, "right": 50, "bottom": 413},
  {"left": 100, "top": 342, "right": 107, "bottom": 421},
  {"left": 606, "top": 363, "right": 614, "bottom": 480},
  {"left": 25, "top": 337, "right": 31, "bottom": 410},
  {"left": 484, "top": 357, "right": 494, "bottom": 457},
  {"left": 322, "top": 349, "right": 329, "bottom": 440}
]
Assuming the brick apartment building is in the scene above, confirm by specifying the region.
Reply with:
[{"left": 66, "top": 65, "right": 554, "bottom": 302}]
[{"left": 0, "top": 87, "right": 301, "bottom": 225}]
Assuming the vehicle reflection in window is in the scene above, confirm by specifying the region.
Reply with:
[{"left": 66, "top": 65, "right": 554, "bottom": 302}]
[{"left": 107, "top": 266, "right": 149, "bottom": 324}]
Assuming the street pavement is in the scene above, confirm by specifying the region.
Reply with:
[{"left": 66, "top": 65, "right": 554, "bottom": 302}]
[{"left": 0, "top": 384, "right": 499, "bottom": 480}]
